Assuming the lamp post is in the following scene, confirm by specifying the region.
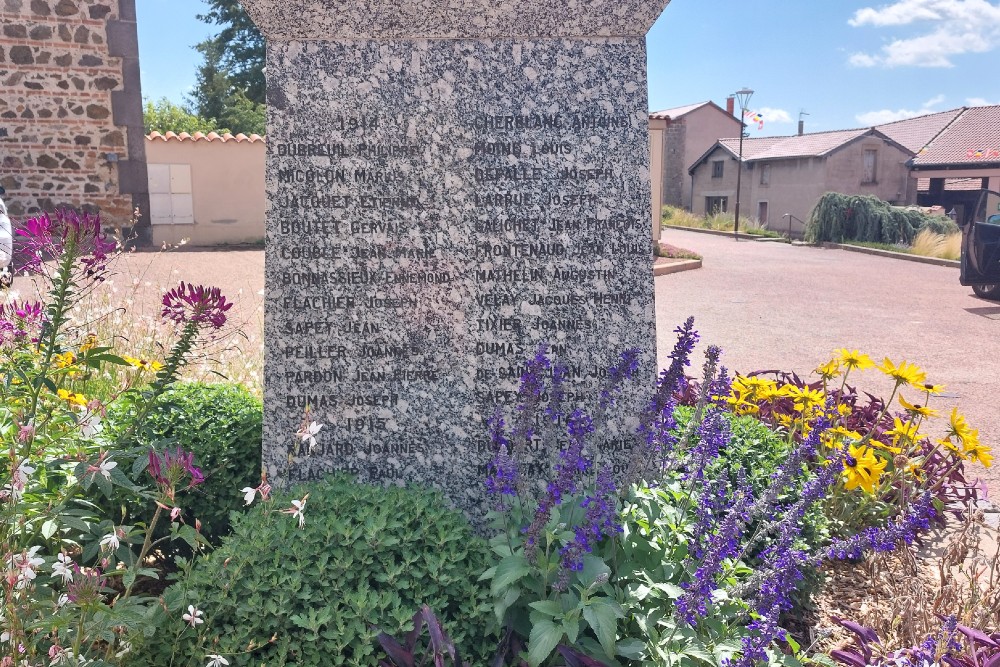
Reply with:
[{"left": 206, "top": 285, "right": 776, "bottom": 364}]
[{"left": 733, "top": 87, "right": 754, "bottom": 241}]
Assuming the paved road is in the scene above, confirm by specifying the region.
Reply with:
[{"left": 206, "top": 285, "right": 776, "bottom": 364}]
[{"left": 655, "top": 228, "right": 1000, "bottom": 499}]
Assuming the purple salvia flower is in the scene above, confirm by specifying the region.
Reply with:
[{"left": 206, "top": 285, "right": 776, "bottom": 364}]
[
  {"left": 641, "top": 318, "right": 698, "bottom": 435},
  {"left": 824, "top": 492, "right": 936, "bottom": 560},
  {"left": 511, "top": 344, "right": 551, "bottom": 446},
  {"left": 598, "top": 347, "right": 641, "bottom": 410},
  {"left": 161, "top": 282, "right": 233, "bottom": 330},
  {"left": 544, "top": 362, "right": 567, "bottom": 425},
  {"left": 676, "top": 484, "right": 752, "bottom": 626},
  {"left": 749, "top": 409, "right": 832, "bottom": 521},
  {"left": 525, "top": 408, "right": 595, "bottom": 557},
  {"left": 559, "top": 467, "right": 620, "bottom": 574}
]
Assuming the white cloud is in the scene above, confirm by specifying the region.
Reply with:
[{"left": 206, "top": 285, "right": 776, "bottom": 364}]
[
  {"left": 967, "top": 96, "right": 1000, "bottom": 104},
  {"left": 855, "top": 94, "right": 947, "bottom": 124},
  {"left": 756, "top": 107, "right": 792, "bottom": 124},
  {"left": 848, "top": 0, "right": 1000, "bottom": 67}
]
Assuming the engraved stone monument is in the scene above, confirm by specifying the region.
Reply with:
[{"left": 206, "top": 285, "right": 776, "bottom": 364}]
[{"left": 243, "top": 0, "right": 670, "bottom": 516}]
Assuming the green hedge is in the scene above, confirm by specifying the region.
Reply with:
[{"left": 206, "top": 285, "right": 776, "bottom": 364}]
[
  {"left": 107, "top": 382, "right": 262, "bottom": 544},
  {"left": 133, "top": 476, "right": 496, "bottom": 667},
  {"left": 805, "top": 192, "right": 958, "bottom": 244}
]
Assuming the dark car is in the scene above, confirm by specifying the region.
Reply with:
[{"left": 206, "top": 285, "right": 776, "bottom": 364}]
[{"left": 961, "top": 188, "right": 1000, "bottom": 300}]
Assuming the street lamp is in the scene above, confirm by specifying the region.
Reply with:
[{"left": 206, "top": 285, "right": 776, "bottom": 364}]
[{"left": 733, "top": 87, "right": 754, "bottom": 241}]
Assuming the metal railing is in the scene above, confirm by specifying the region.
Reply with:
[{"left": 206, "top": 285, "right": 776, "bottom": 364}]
[{"left": 782, "top": 213, "right": 806, "bottom": 239}]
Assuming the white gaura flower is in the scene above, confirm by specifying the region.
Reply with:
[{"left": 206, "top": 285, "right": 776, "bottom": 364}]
[
  {"left": 51, "top": 553, "right": 73, "bottom": 584},
  {"left": 183, "top": 605, "right": 204, "bottom": 627},
  {"left": 206, "top": 655, "right": 229, "bottom": 667},
  {"left": 97, "top": 457, "right": 116, "bottom": 479},
  {"left": 10, "top": 545, "right": 44, "bottom": 589},
  {"left": 241, "top": 486, "right": 257, "bottom": 506},
  {"left": 282, "top": 494, "right": 308, "bottom": 529},
  {"left": 295, "top": 421, "right": 323, "bottom": 454},
  {"left": 99, "top": 530, "right": 120, "bottom": 552}
]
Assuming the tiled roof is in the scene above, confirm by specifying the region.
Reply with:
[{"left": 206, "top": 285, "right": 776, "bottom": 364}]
[
  {"left": 650, "top": 101, "right": 738, "bottom": 122},
  {"left": 650, "top": 101, "right": 713, "bottom": 120},
  {"left": 717, "top": 136, "right": 787, "bottom": 160},
  {"left": 719, "top": 129, "right": 872, "bottom": 161},
  {"left": 146, "top": 131, "right": 266, "bottom": 143},
  {"left": 916, "top": 177, "right": 985, "bottom": 192},
  {"left": 874, "top": 108, "right": 964, "bottom": 153},
  {"left": 911, "top": 105, "right": 1000, "bottom": 166}
]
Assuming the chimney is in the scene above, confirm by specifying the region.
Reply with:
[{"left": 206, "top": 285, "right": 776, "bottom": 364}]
[
  {"left": 726, "top": 96, "right": 735, "bottom": 116},
  {"left": 798, "top": 119, "right": 805, "bottom": 136}
]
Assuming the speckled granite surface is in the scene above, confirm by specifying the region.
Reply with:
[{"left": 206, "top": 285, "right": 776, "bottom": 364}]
[
  {"left": 241, "top": 0, "right": 670, "bottom": 40},
  {"left": 259, "top": 28, "right": 661, "bottom": 519}
]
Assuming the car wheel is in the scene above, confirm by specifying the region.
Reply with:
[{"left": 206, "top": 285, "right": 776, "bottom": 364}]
[{"left": 972, "top": 283, "right": 1000, "bottom": 300}]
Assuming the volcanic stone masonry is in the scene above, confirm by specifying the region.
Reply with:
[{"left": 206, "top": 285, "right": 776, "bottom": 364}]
[
  {"left": 244, "top": 0, "right": 671, "bottom": 517},
  {"left": 0, "top": 0, "right": 148, "bottom": 234}
]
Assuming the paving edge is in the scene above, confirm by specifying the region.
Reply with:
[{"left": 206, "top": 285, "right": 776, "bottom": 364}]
[
  {"left": 661, "top": 224, "right": 785, "bottom": 242},
  {"left": 653, "top": 258, "right": 702, "bottom": 276},
  {"left": 822, "top": 242, "right": 960, "bottom": 268}
]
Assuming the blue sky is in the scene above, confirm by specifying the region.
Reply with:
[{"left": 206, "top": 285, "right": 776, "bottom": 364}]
[{"left": 137, "top": 0, "right": 1000, "bottom": 137}]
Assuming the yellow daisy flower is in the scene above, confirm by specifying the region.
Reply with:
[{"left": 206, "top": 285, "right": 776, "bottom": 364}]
[
  {"left": 944, "top": 408, "right": 975, "bottom": 442},
  {"left": 79, "top": 333, "right": 98, "bottom": 354},
  {"left": 815, "top": 359, "right": 841, "bottom": 381},
  {"left": 842, "top": 444, "right": 887, "bottom": 494},
  {"left": 965, "top": 440, "right": 993, "bottom": 468},
  {"left": 836, "top": 349, "right": 875, "bottom": 371},
  {"left": 123, "top": 356, "right": 165, "bottom": 373},
  {"left": 877, "top": 358, "right": 927, "bottom": 389},
  {"left": 898, "top": 394, "right": 938, "bottom": 418},
  {"left": 885, "top": 416, "right": 923, "bottom": 447},
  {"left": 57, "top": 388, "right": 88, "bottom": 406},
  {"left": 918, "top": 383, "right": 946, "bottom": 396},
  {"left": 53, "top": 351, "right": 77, "bottom": 369}
]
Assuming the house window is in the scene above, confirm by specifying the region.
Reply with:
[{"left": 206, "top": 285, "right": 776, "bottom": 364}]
[
  {"left": 705, "top": 196, "right": 728, "bottom": 214},
  {"left": 862, "top": 149, "right": 877, "bottom": 184},
  {"left": 759, "top": 163, "right": 771, "bottom": 186},
  {"left": 148, "top": 163, "right": 194, "bottom": 225},
  {"left": 711, "top": 160, "right": 724, "bottom": 179}
]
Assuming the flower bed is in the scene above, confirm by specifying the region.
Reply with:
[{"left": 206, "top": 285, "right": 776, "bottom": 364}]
[{"left": 1, "top": 208, "right": 994, "bottom": 667}]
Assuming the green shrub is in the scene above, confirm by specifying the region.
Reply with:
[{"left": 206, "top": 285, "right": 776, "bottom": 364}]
[
  {"left": 920, "top": 215, "right": 960, "bottom": 236},
  {"left": 805, "top": 193, "right": 948, "bottom": 245},
  {"left": 107, "top": 382, "right": 262, "bottom": 544},
  {"left": 135, "top": 476, "right": 496, "bottom": 667}
]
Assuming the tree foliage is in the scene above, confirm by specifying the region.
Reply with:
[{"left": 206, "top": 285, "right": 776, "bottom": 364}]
[
  {"left": 143, "top": 97, "right": 227, "bottom": 135},
  {"left": 189, "top": 0, "right": 267, "bottom": 135}
]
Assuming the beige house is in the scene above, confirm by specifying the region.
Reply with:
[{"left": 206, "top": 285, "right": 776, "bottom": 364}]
[
  {"left": 649, "top": 101, "right": 743, "bottom": 212},
  {"left": 145, "top": 131, "right": 265, "bottom": 246},
  {"left": 688, "top": 129, "right": 914, "bottom": 236},
  {"left": 909, "top": 105, "right": 1000, "bottom": 223}
]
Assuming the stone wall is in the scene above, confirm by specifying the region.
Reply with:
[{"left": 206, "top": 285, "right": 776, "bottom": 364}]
[
  {"left": 662, "top": 120, "right": 685, "bottom": 208},
  {"left": 0, "top": 0, "right": 148, "bottom": 237}
]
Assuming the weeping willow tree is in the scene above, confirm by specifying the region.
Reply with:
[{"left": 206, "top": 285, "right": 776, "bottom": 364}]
[{"left": 804, "top": 193, "right": 955, "bottom": 244}]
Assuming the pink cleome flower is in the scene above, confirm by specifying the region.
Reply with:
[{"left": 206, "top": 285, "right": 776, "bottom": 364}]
[{"left": 161, "top": 282, "right": 233, "bottom": 330}]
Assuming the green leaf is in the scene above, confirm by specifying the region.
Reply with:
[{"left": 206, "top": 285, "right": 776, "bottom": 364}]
[
  {"left": 582, "top": 598, "right": 623, "bottom": 659},
  {"left": 491, "top": 554, "right": 532, "bottom": 595},
  {"left": 41, "top": 519, "right": 58, "bottom": 539},
  {"left": 495, "top": 586, "right": 520, "bottom": 624},
  {"left": 528, "top": 600, "right": 563, "bottom": 618},
  {"left": 616, "top": 638, "right": 645, "bottom": 659},
  {"left": 577, "top": 553, "right": 611, "bottom": 587},
  {"left": 526, "top": 619, "right": 563, "bottom": 667}
]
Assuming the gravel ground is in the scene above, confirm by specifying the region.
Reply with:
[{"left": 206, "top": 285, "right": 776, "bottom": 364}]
[{"left": 655, "top": 228, "right": 1000, "bottom": 500}]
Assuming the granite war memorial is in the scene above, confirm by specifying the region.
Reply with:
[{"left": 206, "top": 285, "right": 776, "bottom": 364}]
[{"left": 243, "top": 0, "right": 671, "bottom": 516}]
